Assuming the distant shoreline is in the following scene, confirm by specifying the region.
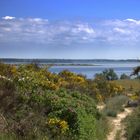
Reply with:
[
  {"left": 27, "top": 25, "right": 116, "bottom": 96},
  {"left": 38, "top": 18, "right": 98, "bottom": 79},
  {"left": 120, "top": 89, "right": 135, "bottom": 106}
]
[
  {"left": 0, "top": 58, "right": 139, "bottom": 63},
  {"left": 47, "top": 64, "right": 99, "bottom": 66},
  {"left": 1, "top": 58, "right": 139, "bottom": 67}
]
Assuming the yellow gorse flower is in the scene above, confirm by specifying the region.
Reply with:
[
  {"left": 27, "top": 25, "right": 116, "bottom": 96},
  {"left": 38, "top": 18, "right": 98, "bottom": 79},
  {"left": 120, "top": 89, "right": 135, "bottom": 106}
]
[{"left": 47, "top": 118, "right": 69, "bottom": 133}]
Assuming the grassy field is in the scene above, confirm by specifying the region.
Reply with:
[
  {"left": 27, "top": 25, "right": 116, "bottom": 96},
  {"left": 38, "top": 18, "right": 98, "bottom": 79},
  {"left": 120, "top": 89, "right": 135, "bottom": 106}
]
[{"left": 114, "top": 79, "right": 140, "bottom": 95}]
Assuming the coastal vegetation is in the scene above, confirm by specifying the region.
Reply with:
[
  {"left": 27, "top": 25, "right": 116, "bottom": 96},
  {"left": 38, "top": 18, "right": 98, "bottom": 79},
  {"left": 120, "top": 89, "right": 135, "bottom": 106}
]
[{"left": 0, "top": 62, "right": 140, "bottom": 140}]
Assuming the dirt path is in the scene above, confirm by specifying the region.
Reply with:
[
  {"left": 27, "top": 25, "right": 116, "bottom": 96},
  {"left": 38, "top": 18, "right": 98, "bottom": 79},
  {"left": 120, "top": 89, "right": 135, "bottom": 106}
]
[{"left": 107, "top": 108, "right": 133, "bottom": 140}]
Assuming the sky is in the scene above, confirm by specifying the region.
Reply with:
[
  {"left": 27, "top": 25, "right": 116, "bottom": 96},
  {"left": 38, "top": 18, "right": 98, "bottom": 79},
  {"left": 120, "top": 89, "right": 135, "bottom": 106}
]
[{"left": 0, "top": 0, "right": 140, "bottom": 59}]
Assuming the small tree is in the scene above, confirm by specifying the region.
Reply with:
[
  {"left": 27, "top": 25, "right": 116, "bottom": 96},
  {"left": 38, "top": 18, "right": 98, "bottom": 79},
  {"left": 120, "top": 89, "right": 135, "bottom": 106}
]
[
  {"left": 120, "top": 73, "right": 130, "bottom": 80},
  {"left": 95, "top": 69, "right": 118, "bottom": 81},
  {"left": 131, "top": 66, "right": 140, "bottom": 76}
]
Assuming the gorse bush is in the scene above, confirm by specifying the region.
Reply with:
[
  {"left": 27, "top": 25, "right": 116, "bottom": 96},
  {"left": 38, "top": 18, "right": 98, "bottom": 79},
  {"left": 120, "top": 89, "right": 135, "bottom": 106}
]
[
  {"left": 0, "top": 62, "right": 16, "bottom": 78},
  {"left": 0, "top": 63, "right": 111, "bottom": 140},
  {"left": 43, "top": 89, "right": 99, "bottom": 139},
  {"left": 1, "top": 89, "right": 100, "bottom": 140},
  {"left": 89, "top": 76, "right": 124, "bottom": 101}
]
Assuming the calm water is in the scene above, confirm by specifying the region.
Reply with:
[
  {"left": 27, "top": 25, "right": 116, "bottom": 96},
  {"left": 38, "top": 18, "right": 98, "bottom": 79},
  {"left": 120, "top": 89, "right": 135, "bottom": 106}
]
[
  {"left": 49, "top": 61, "right": 140, "bottom": 79},
  {"left": 1, "top": 59, "right": 140, "bottom": 79}
]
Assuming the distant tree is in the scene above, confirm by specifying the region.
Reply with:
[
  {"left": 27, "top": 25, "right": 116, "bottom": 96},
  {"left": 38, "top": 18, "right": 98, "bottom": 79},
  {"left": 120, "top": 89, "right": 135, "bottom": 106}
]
[
  {"left": 120, "top": 73, "right": 130, "bottom": 80},
  {"left": 95, "top": 73, "right": 106, "bottom": 80},
  {"left": 100, "top": 68, "right": 118, "bottom": 81},
  {"left": 131, "top": 66, "right": 140, "bottom": 76},
  {"left": 95, "top": 69, "right": 118, "bottom": 81}
]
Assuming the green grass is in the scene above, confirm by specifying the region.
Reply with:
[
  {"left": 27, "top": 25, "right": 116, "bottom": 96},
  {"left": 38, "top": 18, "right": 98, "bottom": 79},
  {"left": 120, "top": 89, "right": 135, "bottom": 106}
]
[
  {"left": 115, "top": 130, "right": 121, "bottom": 140},
  {"left": 0, "top": 134, "right": 17, "bottom": 140},
  {"left": 103, "top": 95, "right": 129, "bottom": 117},
  {"left": 124, "top": 107, "right": 140, "bottom": 140}
]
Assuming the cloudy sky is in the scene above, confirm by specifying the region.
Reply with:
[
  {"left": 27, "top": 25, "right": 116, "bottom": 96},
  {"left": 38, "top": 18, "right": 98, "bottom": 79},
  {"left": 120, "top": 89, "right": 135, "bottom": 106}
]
[{"left": 0, "top": 0, "right": 140, "bottom": 59}]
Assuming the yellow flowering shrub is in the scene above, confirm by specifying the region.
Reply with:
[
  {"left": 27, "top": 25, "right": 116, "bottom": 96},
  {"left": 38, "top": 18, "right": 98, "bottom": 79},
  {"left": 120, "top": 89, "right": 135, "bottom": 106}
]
[
  {"left": 131, "top": 95, "right": 139, "bottom": 100},
  {"left": 109, "top": 82, "right": 124, "bottom": 95},
  {"left": 47, "top": 118, "right": 69, "bottom": 134}
]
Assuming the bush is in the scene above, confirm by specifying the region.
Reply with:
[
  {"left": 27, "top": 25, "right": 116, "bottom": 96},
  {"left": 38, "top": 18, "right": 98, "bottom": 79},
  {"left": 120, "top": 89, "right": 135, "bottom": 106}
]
[
  {"left": 120, "top": 73, "right": 130, "bottom": 80},
  {"left": 58, "top": 70, "right": 88, "bottom": 92},
  {"left": 105, "top": 109, "right": 117, "bottom": 117},
  {"left": 95, "top": 115, "right": 110, "bottom": 139},
  {"left": 124, "top": 107, "right": 140, "bottom": 140},
  {"left": 0, "top": 62, "right": 16, "bottom": 78},
  {"left": 43, "top": 89, "right": 99, "bottom": 139},
  {"left": 90, "top": 76, "right": 124, "bottom": 101},
  {"left": 103, "top": 95, "right": 129, "bottom": 117},
  {"left": 0, "top": 63, "right": 110, "bottom": 140},
  {"left": 95, "top": 69, "right": 118, "bottom": 81}
]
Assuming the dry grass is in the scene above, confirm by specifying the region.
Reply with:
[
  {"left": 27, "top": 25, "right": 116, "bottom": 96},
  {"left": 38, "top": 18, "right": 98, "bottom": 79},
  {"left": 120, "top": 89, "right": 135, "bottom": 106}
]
[{"left": 114, "top": 79, "right": 140, "bottom": 95}]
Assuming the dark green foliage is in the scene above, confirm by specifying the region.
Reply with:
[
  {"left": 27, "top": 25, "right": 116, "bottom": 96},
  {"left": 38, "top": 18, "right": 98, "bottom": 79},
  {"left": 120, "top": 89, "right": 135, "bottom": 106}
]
[
  {"left": 95, "top": 115, "right": 110, "bottom": 139},
  {"left": 131, "top": 66, "right": 140, "bottom": 76},
  {"left": 43, "top": 89, "right": 99, "bottom": 139},
  {"left": 105, "top": 109, "right": 117, "bottom": 117},
  {"left": 103, "top": 69, "right": 118, "bottom": 80},
  {"left": 95, "top": 68, "right": 118, "bottom": 81},
  {"left": 0, "top": 133, "right": 17, "bottom": 140},
  {"left": 120, "top": 73, "right": 130, "bottom": 80},
  {"left": 0, "top": 63, "right": 110, "bottom": 140},
  {"left": 0, "top": 78, "right": 16, "bottom": 113},
  {"left": 125, "top": 107, "right": 140, "bottom": 140}
]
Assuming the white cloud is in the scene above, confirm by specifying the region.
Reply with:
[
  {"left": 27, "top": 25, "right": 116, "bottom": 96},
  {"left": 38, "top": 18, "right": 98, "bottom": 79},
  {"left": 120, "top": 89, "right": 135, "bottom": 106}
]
[
  {"left": 74, "top": 24, "right": 95, "bottom": 34},
  {"left": 77, "top": 24, "right": 94, "bottom": 34},
  {"left": 0, "top": 17, "right": 140, "bottom": 46},
  {"left": 103, "top": 19, "right": 127, "bottom": 27},
  {"left": 2, "top": 16, "right": 16, "bottom": 20},
  {"left": 3, "top": 27, "right": 12, "bottom": 32},
  {"left": 125, "top": 18, "right": 140, "bottom": 25},
  {"left": 113, "top": 27, "right": 131, "bottom": 34}
]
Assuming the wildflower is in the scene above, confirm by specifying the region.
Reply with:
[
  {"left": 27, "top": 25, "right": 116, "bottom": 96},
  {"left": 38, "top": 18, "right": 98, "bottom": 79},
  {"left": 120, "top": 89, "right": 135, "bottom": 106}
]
[{"left": 47, "top": 118, "right": 69, "bottom": 134}]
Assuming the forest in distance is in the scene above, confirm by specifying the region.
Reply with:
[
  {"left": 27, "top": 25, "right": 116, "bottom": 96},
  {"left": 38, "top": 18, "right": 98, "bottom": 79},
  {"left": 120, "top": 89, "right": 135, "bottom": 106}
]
[{"left": 0, "top": 58, "right": 139, "bottom": 64}]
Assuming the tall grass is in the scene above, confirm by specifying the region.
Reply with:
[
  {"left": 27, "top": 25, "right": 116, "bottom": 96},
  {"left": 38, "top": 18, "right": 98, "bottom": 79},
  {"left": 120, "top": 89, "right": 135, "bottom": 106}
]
[
  {"left": 0, "top": 134, "right": 17, "bottom": 140},
  {"left": 103, "top": 95, "right": 129, "bottom": 117},
  {"left": 124, "top": 107, "right": 140, "bottom": 140},
  {"left": 114, "top": 79, "right": 140, "bottom": 94}
]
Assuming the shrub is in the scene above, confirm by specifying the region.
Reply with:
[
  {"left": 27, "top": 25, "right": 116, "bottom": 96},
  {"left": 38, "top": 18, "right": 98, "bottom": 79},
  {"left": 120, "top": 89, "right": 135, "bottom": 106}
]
[
  {"left": 90, "top": 77, "right": 124, "bottom": 101},
  {"left": 0, "top": 63, "right": 110, "bottom": 140},
  {"left": 103, "top": 95, "right": 129, "bottom": 117},
  {"left": 105, "top": 109, "right": 117, "bottom": 117},
  {"left": 58, "top": 70, "right": 88, "bottom": 92},
  {"left": 95, "top": 68, "right": 118, "bottom": 81},
  {"left": 124, "top": 107, "right": 140, "bottom": 140},
  {"left": 43, "top": 89, "right": 99, "bottom": 139},
  {"left": 120, "top": 73, "right": 130, "bottom": 80},
  {"left": 0, "top": 62, "right": 16, "bottom": 78},
  {"left": 95, "top": 114, "right": 110, "bottom": 139}
]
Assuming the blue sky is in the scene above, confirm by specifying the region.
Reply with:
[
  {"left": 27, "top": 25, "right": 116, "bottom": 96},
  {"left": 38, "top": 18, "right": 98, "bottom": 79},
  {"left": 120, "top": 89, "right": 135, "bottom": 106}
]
[{"left": 0, "top": 0, "right": 140, "bottom": 59}]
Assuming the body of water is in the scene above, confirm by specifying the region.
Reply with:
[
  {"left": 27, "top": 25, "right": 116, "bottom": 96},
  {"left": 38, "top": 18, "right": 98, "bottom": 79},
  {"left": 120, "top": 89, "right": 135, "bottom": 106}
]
[
  {"left": 49, "top": 61, "right": 140, "bottom": 79},
  {"left": 1, "top": 59, "right": 140, "bottom": 79}
]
